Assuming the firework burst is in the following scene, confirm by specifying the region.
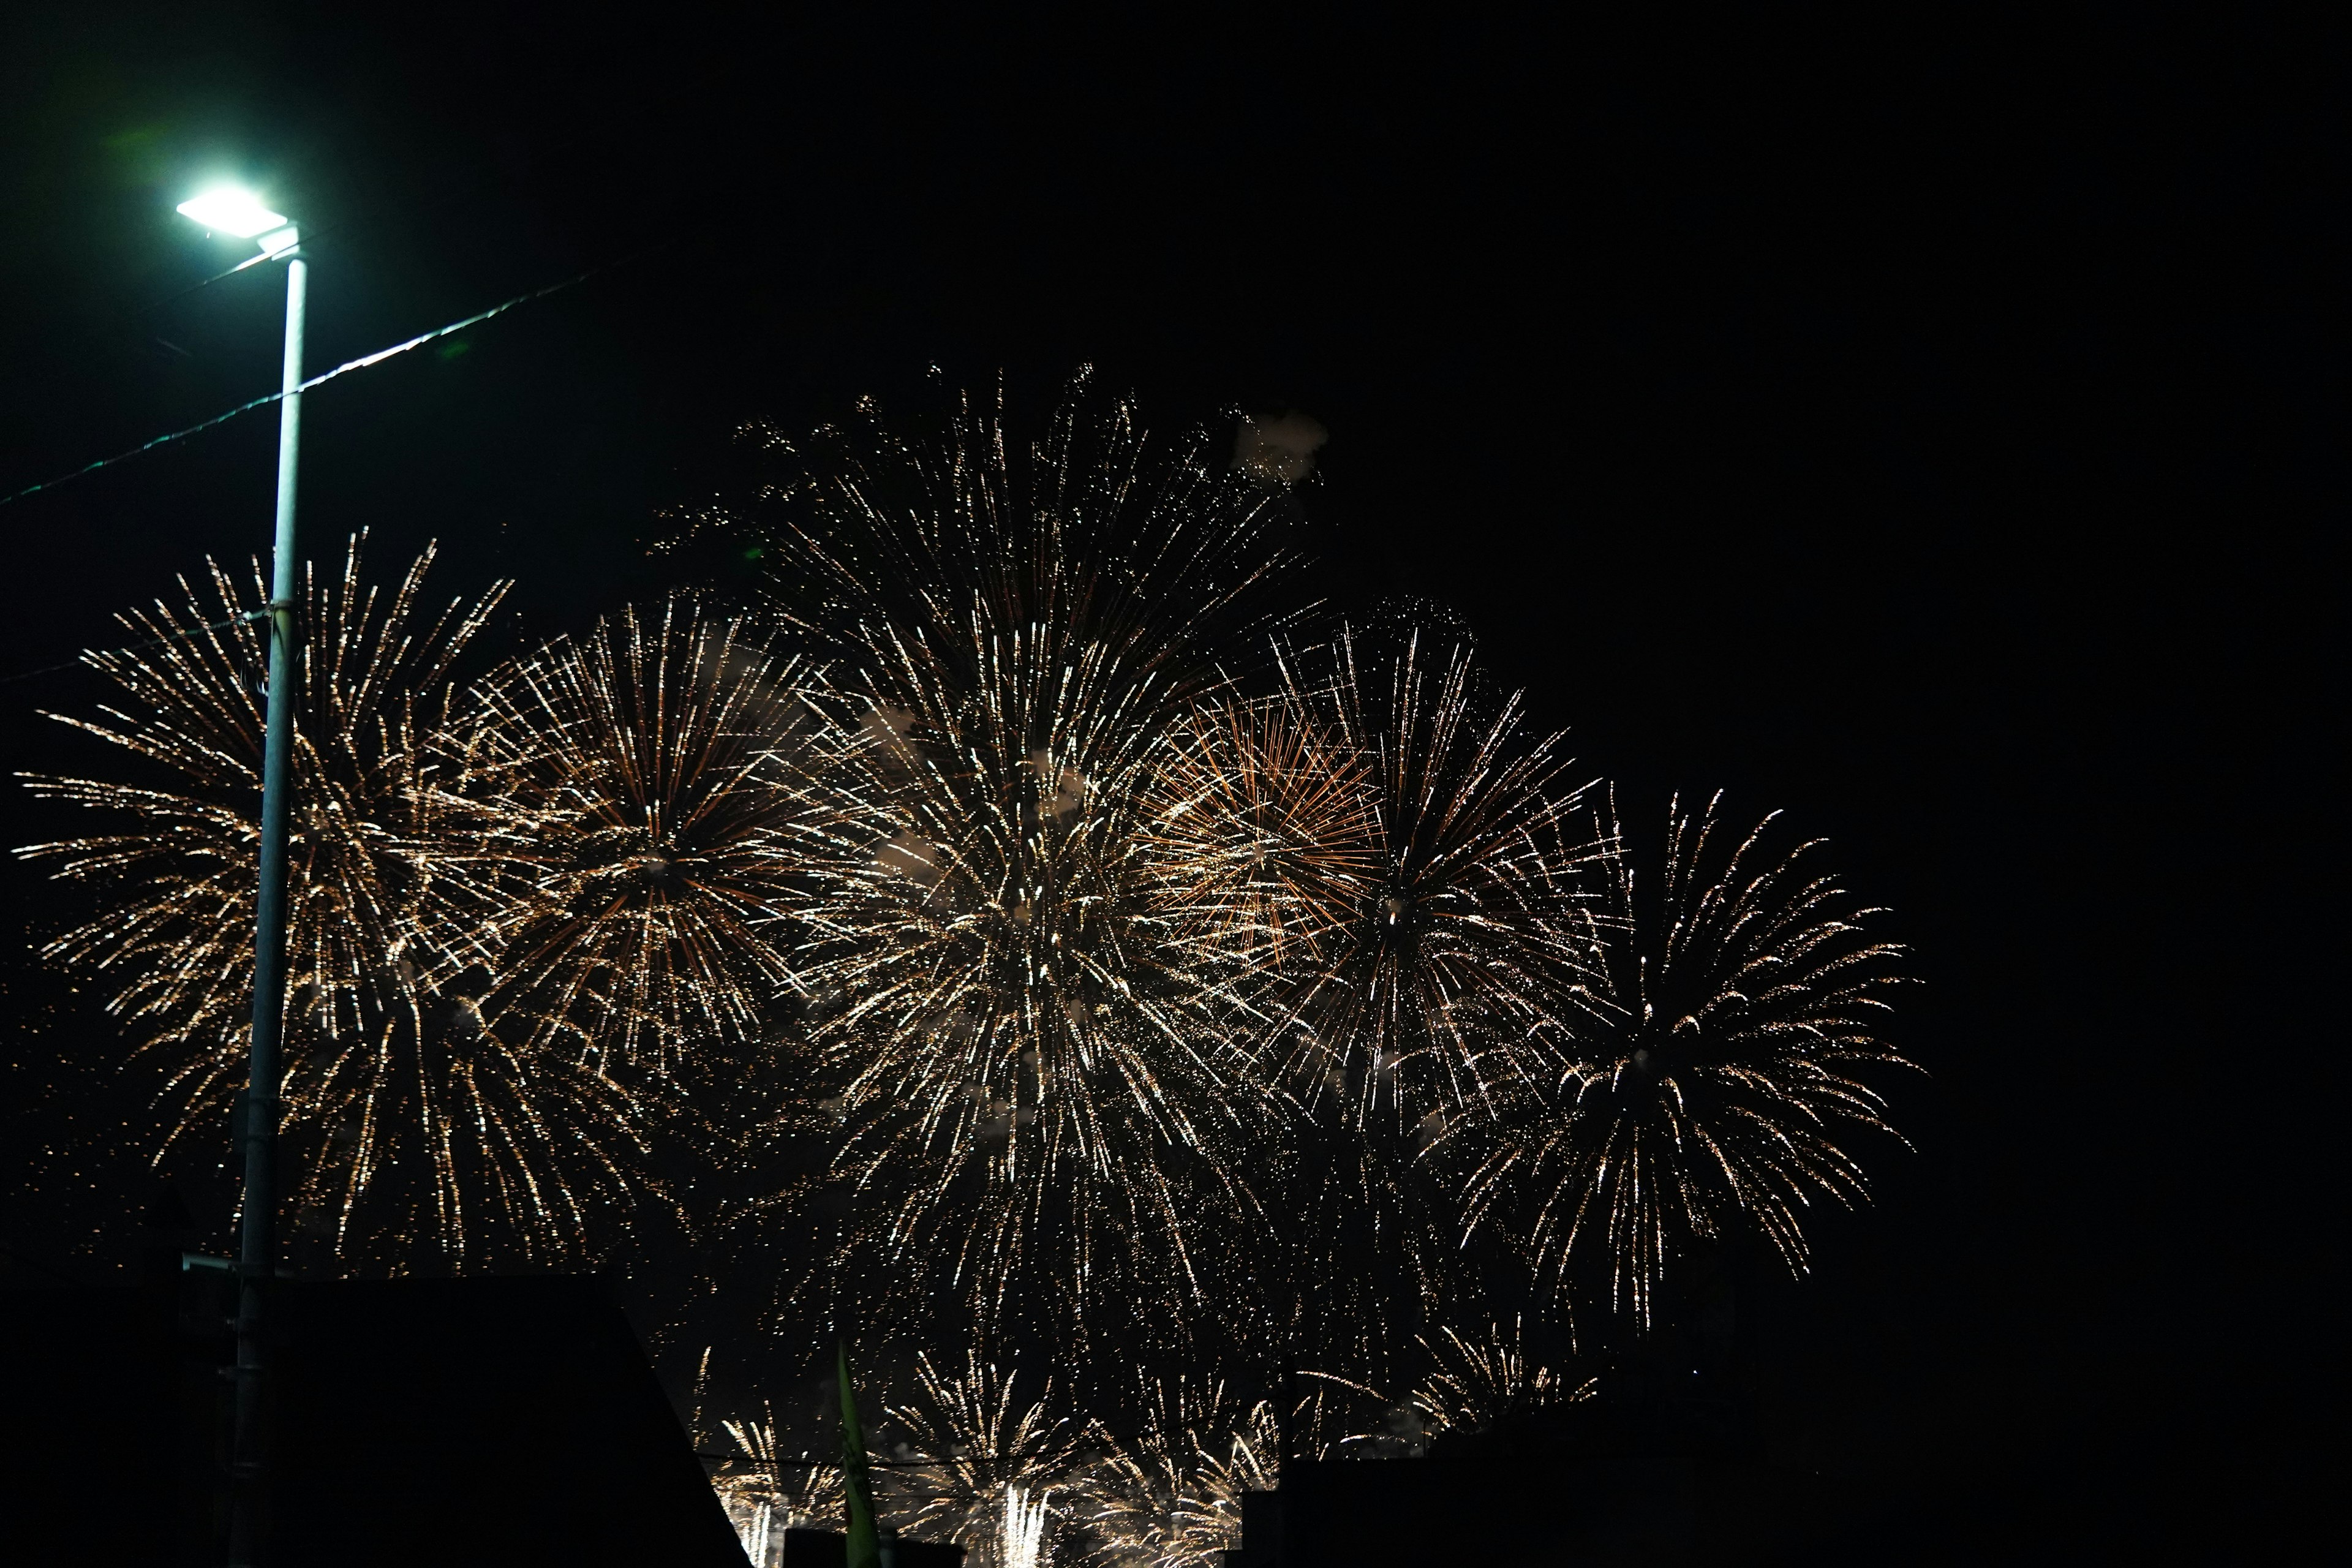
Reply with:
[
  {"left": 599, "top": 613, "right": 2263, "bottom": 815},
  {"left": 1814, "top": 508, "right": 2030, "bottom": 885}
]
[
  {"left": 668, "top": 371, "right": 1305, "bottom": 692},
  {"left": 1167, "top": 630, "right": 1610, "bottom": 1373},
  {"left": 1137, "top": 693, "right": 1380, "bottom": 977},
  {"left": 1082, "top": 1376, "right": 1278, "bottom": 1568},
  {"left": 15, "top": 539, "right": 650, "bottom": 1265},
  {"left": 1453, "top": 791, "right": 1915, "bottom": 1321},
  {"left": 449, "top": 598, "right": 831, "bottom": 1084},
  {"left": 1268, "top": 629, "right": 1607, "bottom": 1123},
  {"left": 886, "top": 1351, "right": 1074, "bottom": 1567},
  {"left": 733, "top": 380, "right": 1314, "bottom": 1354},
  {"left": 791, "top": 614, "right": 1280, "bottom": 1354}
]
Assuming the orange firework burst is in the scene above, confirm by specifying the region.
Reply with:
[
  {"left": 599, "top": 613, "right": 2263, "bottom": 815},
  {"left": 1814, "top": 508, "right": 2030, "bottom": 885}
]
[
  {"left": 1242, "top": 630, "right": 1611, "bottom": 1126},
  {"left": 1139, "top": 693, "right": 1380, "bottom": 974}
]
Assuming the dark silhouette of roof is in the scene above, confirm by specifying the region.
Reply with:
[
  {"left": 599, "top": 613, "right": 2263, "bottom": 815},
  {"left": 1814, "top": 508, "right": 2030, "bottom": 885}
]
[{"left": 1, "top": 1274, "right": 749, "bottom": 1567}]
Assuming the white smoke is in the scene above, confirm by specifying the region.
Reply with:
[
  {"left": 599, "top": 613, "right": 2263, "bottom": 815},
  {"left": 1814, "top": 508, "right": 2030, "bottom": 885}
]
[{"left": 1233, "top": 410, "right": 1329, "bottom": 488}]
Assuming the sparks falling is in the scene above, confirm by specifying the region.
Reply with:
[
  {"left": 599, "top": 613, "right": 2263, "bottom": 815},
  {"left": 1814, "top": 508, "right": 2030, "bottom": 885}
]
[
  {"left": 449, "top": 598, "right": 829, "bottom": 1082},
  {"left": 15, "top": 540, "right": 654, "bottom": 1265},
  {"left": 15, "top": 381, "right": 1923, "bottom": 1541},
  {"left": 886, "top": 1352, "right": 1074, "bottom": 1568},
  {"left": 1453, "top": 791, "right": 1915, "bottom": 1321},
  {"left": 751, "top": 380, "right": 1314, "bottom": 1355}
]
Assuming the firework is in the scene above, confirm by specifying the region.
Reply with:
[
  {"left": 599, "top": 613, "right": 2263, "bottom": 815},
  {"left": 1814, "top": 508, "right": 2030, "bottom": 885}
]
[
  {"left": 1268, "top": 628, "right": 1607, "bottom": 1122},
  {"left": 448, "top": 598, "right": 831, "bottom": 1084},
  {"left": 1001, "top": 1484, "right": 1051, "bottom": 1568},
  {"left": 790, "top": 614, "right": 1281, "bottom": 1355},
  {"left": 21, "top": 369, "right": 1926, "bottom": 1466},
  {"left": 666, "top": 371, "right": 1306, "bottom": 693},
  {"left": 15, "top": 539, "right": 652, "bottom": 1265},
  {"left": 1177, "top": 630, "right": 1608, "bottom": 1374},
  {"left": 1453, "top": 791, "right": 1914, "bottom": 1321},
  {"left": 1253, "top": 1123, "right": 1469, "bottom": 1387},
  {"left": 1137, "top": 693, "right": 1380, "bottom": 976},
  {"left": 1134, "top": 694, "right": 1399, "bottom": 1375},
  {"left": 742, "top": 380, "right": 1316, "bottom": 1355},
  {"left": 708, "top": 1407, "right": 845, "bottom": 1567},
  {"left": 1318, "top": 1316, "right": 1591, "bottom": 1458},
  {"left": 1403, "top": 1317, "right": 1591, "bottom": 1439},
  {"left": 1082, "top": 1376, "right": 1278, "bottom": 1568},
  {"left": 886, "top": 1352, "right": 1074, "bottom": 1568}
]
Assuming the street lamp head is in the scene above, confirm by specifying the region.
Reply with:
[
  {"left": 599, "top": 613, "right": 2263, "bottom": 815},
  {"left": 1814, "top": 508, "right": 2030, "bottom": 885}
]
[{"left": 176, "top": 186, "right": 289, "bottom": 241}]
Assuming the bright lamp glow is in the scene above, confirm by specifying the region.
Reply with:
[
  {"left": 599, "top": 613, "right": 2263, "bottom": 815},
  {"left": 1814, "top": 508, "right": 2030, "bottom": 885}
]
[{"left": 176, "top": 187, "right": 288, "bottom": 239}]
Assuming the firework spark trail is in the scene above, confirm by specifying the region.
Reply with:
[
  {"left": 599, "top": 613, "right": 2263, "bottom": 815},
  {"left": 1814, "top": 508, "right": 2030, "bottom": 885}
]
[
  {"left": 886, "top": 1352, "right": 1074, "bottom": 1567},
  {"left": 709, "top": 1406, "right": 846, "bottom": 1565},
  {"left": 1452, "top": 790, "right": 1915, "bottom": 1322},
  {"left": 791, "top": 610, "right": 1281, "bottom": 1355},
  {"left": 1081, "top": 1376, "right": 1279, "bottom": 1568},
  {"left": 13, "top": 538, "right": 654, "bottom": 1265},
  {"left": 734, "top": 379, "right": 1319, "bottom": 1355},
  {"left": 1268, "top": 628, "right": 1610, "bottom": 1124},
  {"left": 450, "top": 598, "right": 832, "bottom": 1082},
  {"left": 1153, "top": 629, "right": 1611, "bottom": 1373}
]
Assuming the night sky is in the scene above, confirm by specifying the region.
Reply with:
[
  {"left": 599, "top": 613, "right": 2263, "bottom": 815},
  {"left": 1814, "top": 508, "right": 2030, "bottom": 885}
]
[{"left": 0, "top": 6, "right": 2324, "bottom": 1558}]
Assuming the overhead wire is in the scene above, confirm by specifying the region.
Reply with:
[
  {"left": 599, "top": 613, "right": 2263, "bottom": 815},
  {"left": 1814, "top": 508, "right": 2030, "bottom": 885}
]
[
  {"left": 0, "top": 605, "right": 267, "bottom": 688},
  {"left": 2, "top": 246, "right": 654, "bottom": 513},
  {"left": 0, "top": 244, "right": 661, "bottom": 687}
]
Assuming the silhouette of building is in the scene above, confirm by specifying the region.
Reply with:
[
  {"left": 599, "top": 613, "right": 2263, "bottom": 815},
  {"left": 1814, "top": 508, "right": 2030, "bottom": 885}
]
[{"left": 1, "top": 1271, "right": 748, "bottom": 1566}]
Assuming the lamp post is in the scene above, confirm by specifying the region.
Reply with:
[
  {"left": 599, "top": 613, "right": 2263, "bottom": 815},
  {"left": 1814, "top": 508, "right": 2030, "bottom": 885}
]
[{"left": 176, "top": 185, "right": 305, "bottom": 1568}]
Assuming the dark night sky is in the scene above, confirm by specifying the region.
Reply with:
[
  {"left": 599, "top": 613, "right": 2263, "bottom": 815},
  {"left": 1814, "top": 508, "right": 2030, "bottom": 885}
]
[{"left": 0, "top": 4, "right": 2328, "bottom": 1556}]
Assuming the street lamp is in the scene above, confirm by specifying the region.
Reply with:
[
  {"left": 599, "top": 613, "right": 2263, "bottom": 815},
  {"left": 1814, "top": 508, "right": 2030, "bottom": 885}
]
[{"left": 179, "top": 182, "right": 305, "bottom": 1568}]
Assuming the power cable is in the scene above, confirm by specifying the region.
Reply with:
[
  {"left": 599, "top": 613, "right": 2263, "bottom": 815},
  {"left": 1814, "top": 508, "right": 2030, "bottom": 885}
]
[
  {"left": 698, "top": 1452, "right": 1052, "bottom": 1472},
  {"left": 0, "top": 245, "right": 660, "bottom": 687},
  {"left": 1, "top": 244, "right": 656, "bottom": 512},
  {"left": 0, "top": 605, "right": 266, "bottom": 688}
]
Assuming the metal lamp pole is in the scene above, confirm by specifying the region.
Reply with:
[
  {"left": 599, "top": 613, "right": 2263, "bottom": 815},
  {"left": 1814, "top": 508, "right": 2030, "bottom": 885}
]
[
  {"left": 179, "top": 187, "right": 305, "bottom": 1568},
  {"left": 229, "top": 231, "right": 302, "bottom": 1568}
]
